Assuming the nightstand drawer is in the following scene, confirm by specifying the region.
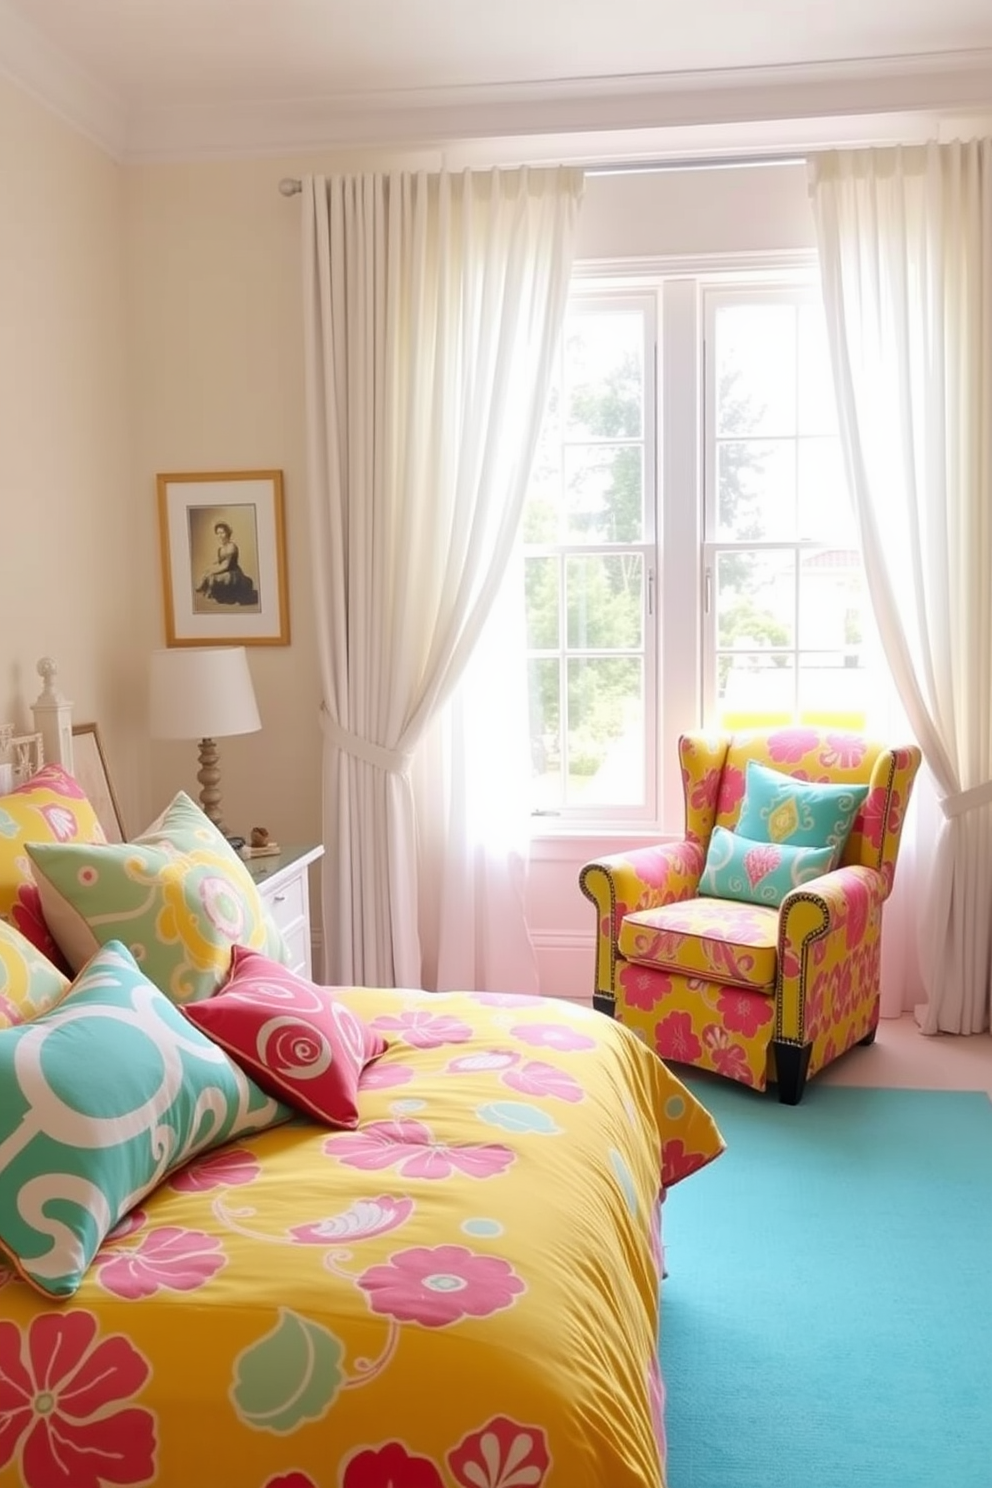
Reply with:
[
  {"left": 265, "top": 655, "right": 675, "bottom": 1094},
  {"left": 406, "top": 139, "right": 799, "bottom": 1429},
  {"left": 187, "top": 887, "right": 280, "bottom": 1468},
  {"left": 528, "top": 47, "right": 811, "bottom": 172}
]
[
  {"left": 279, "top": 920, "right": 311, "bottom": 977},
  {"left": 263, "top": 874, "right": 306, "bottom": 937}
]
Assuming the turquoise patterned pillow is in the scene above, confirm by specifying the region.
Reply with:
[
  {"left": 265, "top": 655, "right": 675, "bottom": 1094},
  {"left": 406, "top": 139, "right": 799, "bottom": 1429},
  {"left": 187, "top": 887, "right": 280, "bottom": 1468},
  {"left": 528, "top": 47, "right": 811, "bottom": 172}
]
[
  {"left": 699, "top": 824, "right": 836, "bottom": 908},
  {"left": 26, "top": 791, "right": 288, "bottom": 1005},
  {"left": 0, "top": 940, "right": 290, "bottom": 1298},
  {"left": 736, "top": 760, "right": 868, "bottom": 852}
]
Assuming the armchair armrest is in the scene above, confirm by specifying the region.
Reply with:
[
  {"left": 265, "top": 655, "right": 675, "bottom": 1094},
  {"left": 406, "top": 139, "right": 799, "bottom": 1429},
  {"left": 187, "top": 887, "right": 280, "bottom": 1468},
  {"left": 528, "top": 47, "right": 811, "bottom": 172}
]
[
  {"left": 579, "top": 840, "right": 705, "bottom": 1000},
  {"left": 776, "top": 864, "right": 889, "bottom": 1043}
]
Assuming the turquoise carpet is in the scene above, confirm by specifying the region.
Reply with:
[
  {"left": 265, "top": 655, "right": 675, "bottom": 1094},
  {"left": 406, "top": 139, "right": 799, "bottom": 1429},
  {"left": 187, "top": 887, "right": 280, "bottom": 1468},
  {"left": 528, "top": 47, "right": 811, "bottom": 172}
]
[{"left": 661, "top": 1080, "right": 992, "bottom": 1488}]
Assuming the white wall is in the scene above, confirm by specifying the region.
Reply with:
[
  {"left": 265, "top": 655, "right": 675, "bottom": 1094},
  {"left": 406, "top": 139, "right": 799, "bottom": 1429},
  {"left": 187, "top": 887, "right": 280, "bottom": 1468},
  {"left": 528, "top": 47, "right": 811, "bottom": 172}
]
[{"left": 0, "top": 77, "right": 139, "bottom": 827}]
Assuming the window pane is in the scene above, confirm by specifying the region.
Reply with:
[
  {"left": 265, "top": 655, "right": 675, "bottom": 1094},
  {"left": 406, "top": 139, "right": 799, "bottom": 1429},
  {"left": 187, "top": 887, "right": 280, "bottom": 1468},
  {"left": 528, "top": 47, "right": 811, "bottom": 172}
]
[
  {"left": 528, "top": 657, "right": 562, "bottom": 808},
  {"left": 716, "top": 550, "right": 795, "bottom": 649},
  {"left": 797, "top": 548, "right": 865, "bottom": 657},
  {"left": 566, "top": 554, "right": 643, "bottom": 650},
  {"left": 798, "top": 652, "right": 868, "bottom": 731},
  {"left": 716, "top": 303, "right": 797, "bottom": 437},
  {"left": 716, "top": 653, "right": 797, "bottom": 731},
  {"left": 566, "top": 657, "right": 644, "bottom": 807},
  {"left": 797, "top": 438, "right": 856, "bottom": 543},
  {"left": 565, "top": 312, "right": 644, "bottom": 440},
  {"left": 717, "top": 440, "right": 795, "bottom": 540},
  {"left": 564, "top": 444, "right": 643, "bottom": 544},
  {"left": 524, "top": 556, "right": 559, "bottom": 649}
]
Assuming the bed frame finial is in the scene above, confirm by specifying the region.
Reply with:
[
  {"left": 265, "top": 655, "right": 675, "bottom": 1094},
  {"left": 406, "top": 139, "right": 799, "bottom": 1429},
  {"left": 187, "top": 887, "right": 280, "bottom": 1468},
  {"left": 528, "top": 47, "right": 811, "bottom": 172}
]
[{"left": 32, "top": 657, "right": 74, "bottom": 772}]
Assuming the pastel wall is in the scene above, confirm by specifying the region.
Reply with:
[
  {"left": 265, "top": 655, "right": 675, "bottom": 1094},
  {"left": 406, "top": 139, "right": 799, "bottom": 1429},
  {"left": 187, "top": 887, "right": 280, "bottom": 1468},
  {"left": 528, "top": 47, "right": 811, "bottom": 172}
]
[{"left": 0, "top": 77, "right": 138, "bottom": 825}]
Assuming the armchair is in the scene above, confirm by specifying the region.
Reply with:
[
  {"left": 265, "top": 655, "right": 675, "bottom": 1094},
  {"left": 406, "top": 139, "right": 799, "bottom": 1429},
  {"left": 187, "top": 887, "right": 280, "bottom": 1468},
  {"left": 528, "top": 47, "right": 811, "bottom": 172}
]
[{"left": 579, "top": 729, "right": 922, "bottom": 1104}]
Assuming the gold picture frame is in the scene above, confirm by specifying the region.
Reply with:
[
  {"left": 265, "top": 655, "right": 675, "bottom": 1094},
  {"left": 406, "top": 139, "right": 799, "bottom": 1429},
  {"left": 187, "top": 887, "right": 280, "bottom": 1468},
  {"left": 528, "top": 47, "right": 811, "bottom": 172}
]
[
  {"left": 71, "top": 723, "right": 126, "bottom": 843},
  {"left": 157, "top": 470, "right": 290, "bottom": 647}
]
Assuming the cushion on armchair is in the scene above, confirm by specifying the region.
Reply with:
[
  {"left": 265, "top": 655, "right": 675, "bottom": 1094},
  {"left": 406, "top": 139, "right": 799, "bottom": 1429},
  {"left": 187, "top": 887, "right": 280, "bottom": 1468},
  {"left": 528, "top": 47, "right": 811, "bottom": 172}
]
[
  {"left": 735, "top": 761, "right": 868, "bottom": 851},
  {"left": 618, "top": 896, "right": 779, "bottom": 989},
  {"left": 699, "top": 824, "right": 836, "bottom": 908}
]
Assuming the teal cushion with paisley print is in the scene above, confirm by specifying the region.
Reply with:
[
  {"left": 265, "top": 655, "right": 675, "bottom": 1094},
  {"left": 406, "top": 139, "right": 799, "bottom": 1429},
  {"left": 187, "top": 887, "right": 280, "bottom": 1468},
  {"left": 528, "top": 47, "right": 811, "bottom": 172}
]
[{"left": 699, "top": 824, "right": 836, "bottom": 908}]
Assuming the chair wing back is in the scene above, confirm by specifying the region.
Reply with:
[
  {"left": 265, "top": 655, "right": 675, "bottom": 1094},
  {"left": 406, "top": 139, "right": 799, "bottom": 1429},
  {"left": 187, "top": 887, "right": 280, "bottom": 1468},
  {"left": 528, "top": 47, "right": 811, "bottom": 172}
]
[{"left": 681, "top": 727, "right": 921, "bottom": 894}]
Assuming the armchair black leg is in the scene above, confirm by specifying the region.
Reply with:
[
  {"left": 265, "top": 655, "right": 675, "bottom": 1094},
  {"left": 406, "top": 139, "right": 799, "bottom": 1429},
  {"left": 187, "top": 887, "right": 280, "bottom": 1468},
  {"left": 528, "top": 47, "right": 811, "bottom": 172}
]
[
  {"left": 593, "top": 993, "right": 617, "bottom": 1018},
  {"left": 858, "top": 1026, "right": 877, "bottom": 1046},
  {"left": 772, "top": 1041, "right": 812, "bottom": 1105}
]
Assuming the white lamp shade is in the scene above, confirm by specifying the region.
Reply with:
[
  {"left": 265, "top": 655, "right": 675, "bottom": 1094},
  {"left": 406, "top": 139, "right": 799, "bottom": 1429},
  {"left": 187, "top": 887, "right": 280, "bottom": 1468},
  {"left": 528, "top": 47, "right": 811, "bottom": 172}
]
[{"left": 149, "top": 647, "right": 261, "bottom": 741}]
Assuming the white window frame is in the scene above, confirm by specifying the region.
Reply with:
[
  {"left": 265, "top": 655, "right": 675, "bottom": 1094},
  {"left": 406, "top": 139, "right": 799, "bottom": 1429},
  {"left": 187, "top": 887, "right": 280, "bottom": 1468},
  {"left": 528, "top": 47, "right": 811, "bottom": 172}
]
[{"left": 531, "top": 251, "right": 823, "bottom": 839}]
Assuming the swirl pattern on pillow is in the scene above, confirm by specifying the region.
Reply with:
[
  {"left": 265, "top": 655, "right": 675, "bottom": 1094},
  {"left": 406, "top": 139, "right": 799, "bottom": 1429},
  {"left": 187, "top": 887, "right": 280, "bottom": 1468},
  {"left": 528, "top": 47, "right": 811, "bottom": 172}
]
[
  {"left": 0, "top": 940, "right": 290, "bottom": 1298},
  {"left": 699, "top": 824, "right": 836, "bottom": 908},
  {"left": 183, "top": 945, "right": 387, "bottom": 1127},
  {"left": 736, "top": 760, "right": 868, "bottom": 852},
  {"left": 25, "top": 792, "right": 288, "bottom": 1005}
]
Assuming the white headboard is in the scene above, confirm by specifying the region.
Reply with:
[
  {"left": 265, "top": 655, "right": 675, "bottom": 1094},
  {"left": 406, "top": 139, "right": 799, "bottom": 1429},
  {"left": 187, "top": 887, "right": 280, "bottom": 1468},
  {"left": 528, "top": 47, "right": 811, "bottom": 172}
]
[{"left": 0, "top": 658, "right": 75, "bottom": 793}]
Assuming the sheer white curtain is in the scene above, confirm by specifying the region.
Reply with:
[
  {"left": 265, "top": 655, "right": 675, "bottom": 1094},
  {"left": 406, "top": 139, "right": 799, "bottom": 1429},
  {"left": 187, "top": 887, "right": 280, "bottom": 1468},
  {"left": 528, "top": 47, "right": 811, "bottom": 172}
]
[
  {"left": 809, "top": 140, "right": 992, "bottom": 1033},
  {"left": 301, "top": 167, "right": 584, "bottom": 989}
]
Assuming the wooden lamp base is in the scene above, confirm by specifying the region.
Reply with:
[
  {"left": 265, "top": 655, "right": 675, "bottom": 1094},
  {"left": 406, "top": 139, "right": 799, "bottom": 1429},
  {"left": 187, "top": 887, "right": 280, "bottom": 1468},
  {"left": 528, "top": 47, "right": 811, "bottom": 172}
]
[{"left": 196, "top": 736, "right": 226, "bottom": 834}]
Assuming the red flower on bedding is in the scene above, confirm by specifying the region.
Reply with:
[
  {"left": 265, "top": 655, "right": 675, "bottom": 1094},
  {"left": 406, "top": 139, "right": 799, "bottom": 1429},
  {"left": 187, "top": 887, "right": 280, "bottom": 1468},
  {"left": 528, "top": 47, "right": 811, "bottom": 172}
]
[
  {"left": 0, "top": 1312, "right": 154, "bottom": 1488},
  {"left": 341, "top": 1443, "right": 443, "bottom": 1488},
  {"left": 325, "top": 1119, "right": 514, "bottom": 1180},
  {"left": 169, "top": 1146, "right": 261, "bottom": 1192},
  {"left": 369, "top": 1010, "right": 473, "bottom": 1047},
  {"left": 448, "top": 1415, "right": 551, "bottom": 1488},
  {"left": 357, "top": 1244, "right": 524, "bottom": 1328},
  {"left": 92, "top": 1226, "right": 226, "bottom": 1299}
]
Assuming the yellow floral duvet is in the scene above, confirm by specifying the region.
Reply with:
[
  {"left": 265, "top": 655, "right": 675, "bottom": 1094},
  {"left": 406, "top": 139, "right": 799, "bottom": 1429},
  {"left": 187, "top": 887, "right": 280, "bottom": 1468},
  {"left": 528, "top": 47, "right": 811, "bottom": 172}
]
[{"left": 0, "top": 988, "right": 724, "bottom": 1488}]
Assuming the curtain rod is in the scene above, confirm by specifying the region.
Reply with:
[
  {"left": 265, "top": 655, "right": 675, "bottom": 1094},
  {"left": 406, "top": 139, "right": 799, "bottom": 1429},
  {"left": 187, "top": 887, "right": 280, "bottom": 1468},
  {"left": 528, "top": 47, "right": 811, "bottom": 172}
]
[{"left": 277, "top": 153, "right": 806, "bottom": 195}]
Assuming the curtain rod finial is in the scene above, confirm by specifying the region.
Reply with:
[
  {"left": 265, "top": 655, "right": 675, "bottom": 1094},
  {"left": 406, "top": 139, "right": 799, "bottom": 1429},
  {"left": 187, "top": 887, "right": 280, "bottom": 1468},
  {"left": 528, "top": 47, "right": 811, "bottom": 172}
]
[{"left": 279, "top": 177, "right": 302, "bottom": 197}]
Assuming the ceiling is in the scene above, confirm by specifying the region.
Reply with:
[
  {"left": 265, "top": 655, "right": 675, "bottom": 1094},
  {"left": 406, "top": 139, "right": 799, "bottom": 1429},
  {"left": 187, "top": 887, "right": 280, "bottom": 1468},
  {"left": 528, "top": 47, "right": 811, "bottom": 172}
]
[{"left": 2, "top": 0, "right": 991, "bottom": 163}]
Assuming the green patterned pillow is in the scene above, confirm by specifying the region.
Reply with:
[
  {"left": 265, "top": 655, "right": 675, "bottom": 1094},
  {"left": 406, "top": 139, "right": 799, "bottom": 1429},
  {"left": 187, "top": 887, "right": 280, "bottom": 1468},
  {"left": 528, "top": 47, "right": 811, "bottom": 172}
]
[
  {"left": 699, "top": 824, "right": 836, "bottom": 908},
  {"left": 26, "top": 791, "right": 288, "bottom": 1005},
  {"left": 736, "top": 760, "right": 868, "bottom": 852},
  {"left": 0, "top": 940, "right": 290, "bottom": 1298},
  {"left": 0, "top": 918, "right": 69, "bottom": 1029}
]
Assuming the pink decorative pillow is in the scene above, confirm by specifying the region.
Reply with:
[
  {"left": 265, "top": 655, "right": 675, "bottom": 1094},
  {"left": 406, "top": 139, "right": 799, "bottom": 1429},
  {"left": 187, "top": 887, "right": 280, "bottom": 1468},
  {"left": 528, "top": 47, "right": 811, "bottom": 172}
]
[{"left": 182, "top": 945, "right": 386, "bottom": 1128}]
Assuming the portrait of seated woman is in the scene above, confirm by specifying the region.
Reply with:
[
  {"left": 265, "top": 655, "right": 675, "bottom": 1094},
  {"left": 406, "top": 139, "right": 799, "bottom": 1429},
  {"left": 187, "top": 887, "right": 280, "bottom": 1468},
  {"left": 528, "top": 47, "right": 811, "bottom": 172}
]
[{"left": 195, "top": 521, "right": 259, "bottom": 607}]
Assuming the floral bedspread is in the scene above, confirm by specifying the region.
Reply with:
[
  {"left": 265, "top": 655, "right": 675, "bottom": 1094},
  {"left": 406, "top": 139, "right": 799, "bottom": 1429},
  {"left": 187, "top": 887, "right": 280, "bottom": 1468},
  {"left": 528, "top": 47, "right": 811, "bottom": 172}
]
[{"left": 0, "top": 988, "right": 724, "bottom": 1488}]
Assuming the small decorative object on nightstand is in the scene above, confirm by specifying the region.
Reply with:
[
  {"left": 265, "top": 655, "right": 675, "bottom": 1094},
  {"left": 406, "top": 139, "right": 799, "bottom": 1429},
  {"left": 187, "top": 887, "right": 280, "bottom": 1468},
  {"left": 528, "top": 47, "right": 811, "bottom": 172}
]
[{"left": 246, "top": 843, "right": 324, "bottom": 980}]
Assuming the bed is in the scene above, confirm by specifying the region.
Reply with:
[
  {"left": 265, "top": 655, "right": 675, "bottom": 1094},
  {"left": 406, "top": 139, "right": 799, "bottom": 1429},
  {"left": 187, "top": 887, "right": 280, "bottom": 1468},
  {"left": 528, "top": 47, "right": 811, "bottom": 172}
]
[{"left": 0, "top": 662, "right": 725, "bottom": 1488}]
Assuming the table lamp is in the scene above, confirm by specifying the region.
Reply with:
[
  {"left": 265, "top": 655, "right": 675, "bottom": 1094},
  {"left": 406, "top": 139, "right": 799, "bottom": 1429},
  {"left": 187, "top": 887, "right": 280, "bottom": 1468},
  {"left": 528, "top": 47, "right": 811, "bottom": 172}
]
[{"left": 149, "top": 646, "right": 261, "bottom": 836}]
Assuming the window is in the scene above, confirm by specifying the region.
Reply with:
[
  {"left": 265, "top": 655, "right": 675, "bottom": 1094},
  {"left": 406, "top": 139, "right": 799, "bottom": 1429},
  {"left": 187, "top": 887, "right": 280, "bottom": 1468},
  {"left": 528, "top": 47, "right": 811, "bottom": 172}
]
[
  {"left": 522, "top": 263, "right": 875, "bottom": 830},
  {"left": 522, "top": 294, "right": 657, "bottom": 825},
  {"left": 702, "top": 287, "right": 871, "bottom": 733}
]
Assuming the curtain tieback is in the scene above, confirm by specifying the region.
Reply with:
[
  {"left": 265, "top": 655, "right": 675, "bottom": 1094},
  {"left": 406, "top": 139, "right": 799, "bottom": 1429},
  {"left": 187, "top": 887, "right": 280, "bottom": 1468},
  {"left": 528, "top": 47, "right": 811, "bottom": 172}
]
[
  {"left": 320, "top": 706, "right": 412, "bottom": 775},
  {"left": 940, "top": 779, "right": 992, "bottom": 819}
]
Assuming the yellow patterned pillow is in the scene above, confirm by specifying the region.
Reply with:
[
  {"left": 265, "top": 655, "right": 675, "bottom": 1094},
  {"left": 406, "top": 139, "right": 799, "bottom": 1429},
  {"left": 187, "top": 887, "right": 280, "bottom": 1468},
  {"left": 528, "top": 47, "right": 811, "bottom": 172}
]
[
  {"left": 0, "top": 917, "right": 69, "bottom": 1028},
  {"left": 0, "top": 763, "right": 108, "bottom": 968},
  {"left": 26, "top": 793, "right": 288, "bottom": 1005}
]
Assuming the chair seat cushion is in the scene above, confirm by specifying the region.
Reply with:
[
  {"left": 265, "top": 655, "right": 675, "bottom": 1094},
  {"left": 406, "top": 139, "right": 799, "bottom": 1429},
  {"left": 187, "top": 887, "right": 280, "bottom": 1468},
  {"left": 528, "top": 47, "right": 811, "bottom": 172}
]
[{"left": 618, "top": 897, "right": 779, "bottom": 989}]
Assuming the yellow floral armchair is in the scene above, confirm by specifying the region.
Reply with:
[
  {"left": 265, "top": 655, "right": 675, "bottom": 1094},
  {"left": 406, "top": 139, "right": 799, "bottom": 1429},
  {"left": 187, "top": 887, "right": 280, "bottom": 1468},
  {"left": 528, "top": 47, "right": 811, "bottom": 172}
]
[{"left": 579, "top": 729, "right": 922, "bottom": 1104}]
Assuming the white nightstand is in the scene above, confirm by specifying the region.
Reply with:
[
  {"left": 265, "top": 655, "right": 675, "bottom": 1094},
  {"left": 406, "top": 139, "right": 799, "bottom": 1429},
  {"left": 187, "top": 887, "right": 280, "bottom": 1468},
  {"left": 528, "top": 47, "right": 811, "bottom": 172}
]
[{"left": 245, "top": 843, "right": 324, "bottom": 980}]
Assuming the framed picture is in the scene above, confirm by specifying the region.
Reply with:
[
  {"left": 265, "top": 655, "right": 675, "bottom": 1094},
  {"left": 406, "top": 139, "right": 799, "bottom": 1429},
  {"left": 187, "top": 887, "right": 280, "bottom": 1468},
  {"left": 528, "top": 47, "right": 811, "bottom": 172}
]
[
  {"left": 71, "top": 723, "right": 126, "bottom": 844},
  {"left": 156, "top": 470, "right": 290, "bottom": 647}
]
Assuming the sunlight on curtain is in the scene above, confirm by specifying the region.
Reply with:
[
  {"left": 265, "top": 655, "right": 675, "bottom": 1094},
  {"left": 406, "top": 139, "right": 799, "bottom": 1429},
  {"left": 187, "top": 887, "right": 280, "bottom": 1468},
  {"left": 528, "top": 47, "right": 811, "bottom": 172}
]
[
  {"left": 301, "top": 167, "right": 584, "bottom": 989},
  {"left": 809, "top": 139, "right": 992, "bottom": 1034}
]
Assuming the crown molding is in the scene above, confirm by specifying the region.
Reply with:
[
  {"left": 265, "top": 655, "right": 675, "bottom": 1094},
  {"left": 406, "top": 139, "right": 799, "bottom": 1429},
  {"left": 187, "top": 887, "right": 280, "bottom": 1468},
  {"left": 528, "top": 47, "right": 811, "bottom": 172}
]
[
  {"left": 0, "top": 5, "right": 989, "bottom": 167},
  {"left": 0, "top": 0, "right": 127, "bottom": 157},
  {"left": 123, "top": 48, "right": 992, "bottom": 162}
]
